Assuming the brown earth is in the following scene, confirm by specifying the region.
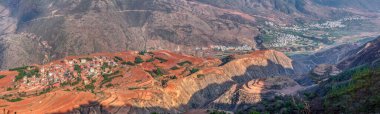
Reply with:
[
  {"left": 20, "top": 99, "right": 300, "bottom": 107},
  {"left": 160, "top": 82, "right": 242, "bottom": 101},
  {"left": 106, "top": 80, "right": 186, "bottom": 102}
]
[
  {"left": 0, "top": 50, "right": 300, "bottom": 113},
  {"left": 338, "top": 36, "right": 380, "bottom": 69}
]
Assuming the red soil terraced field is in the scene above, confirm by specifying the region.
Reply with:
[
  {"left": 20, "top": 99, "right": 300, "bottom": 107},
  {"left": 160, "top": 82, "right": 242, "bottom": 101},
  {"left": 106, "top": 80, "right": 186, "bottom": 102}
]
[
  {"left": 0, "top": 50, "right": 290, "bottom": 113},
  {"left": 0, "top": 71, "right": 17, "bottom": 87},
  {"left": 0, "top": 50, "right": 222, "bottom": 113},
  {"left": 0, "top": 91, "right": 96, "bottom": 114}
]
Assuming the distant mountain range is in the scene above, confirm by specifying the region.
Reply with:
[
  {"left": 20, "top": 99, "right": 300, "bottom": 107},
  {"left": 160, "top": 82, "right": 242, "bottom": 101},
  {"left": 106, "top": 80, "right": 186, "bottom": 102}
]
[
  {"left": 313, "top": 0, "right": 380, "bottom": 12},
  {"left": 0, "top": 0, "right": 379, "bottom": 70}
]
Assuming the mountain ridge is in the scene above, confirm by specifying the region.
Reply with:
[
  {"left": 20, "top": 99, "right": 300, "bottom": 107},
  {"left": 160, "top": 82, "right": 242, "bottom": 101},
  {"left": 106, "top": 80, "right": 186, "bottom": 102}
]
[{"left": 0, "top": 0, "right": 379, "bottom": 70}]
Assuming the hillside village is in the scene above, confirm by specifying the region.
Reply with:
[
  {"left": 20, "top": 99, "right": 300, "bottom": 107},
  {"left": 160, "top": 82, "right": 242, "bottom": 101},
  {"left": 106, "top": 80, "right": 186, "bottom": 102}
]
[
  {"left": 0, "top": 50, "right": 220, "bottom": 104},
  {"left": 18, "top": 56, "right": 119, "bottom": 89}
]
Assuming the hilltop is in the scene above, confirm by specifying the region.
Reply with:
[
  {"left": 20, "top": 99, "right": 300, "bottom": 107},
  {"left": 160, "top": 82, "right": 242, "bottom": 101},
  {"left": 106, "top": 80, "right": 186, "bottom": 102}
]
[{"left": 0, "top": 50, "right": 300, "bottom": 113}]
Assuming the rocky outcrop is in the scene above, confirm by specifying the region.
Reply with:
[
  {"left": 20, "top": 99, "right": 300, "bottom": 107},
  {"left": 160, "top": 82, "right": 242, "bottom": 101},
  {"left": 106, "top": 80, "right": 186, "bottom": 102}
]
[
  {"left": 338, "top": 36, "right": 380, "bottom": 69},
  {"left": 310, "top": 64, "right": 341, "bottom": 81},
  {"left": 291, "top": 43, "right": 359, "bottom": 72},
  {"left": 313, "top": 0, "right": 380, "bottom": 12},
  {"left": 0, "top": 4, "right": 16, "bottom": 35},
  {"left": 0, "top": 34, "right": 48, "bottom": 69},
  {"left": 195, "top": 0, "right": 335, "bottom": 24}
]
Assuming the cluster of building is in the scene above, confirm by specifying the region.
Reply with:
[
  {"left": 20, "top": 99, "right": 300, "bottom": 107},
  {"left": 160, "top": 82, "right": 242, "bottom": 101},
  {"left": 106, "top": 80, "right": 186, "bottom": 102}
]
[
  {"left": 268, "top": 34, "right": 303, "bottom": 47},
  {"left": 208, "top": 45, "right": 253, "bottom": 51},
  {"left": 309, "top": 16, "right": 364, "bottom": 29},
  {"left": 20, "top": 56, "right": 120, "bottom": 88},
  {"left": 310, "top": 20, "right": 346, "bottom": 29}
]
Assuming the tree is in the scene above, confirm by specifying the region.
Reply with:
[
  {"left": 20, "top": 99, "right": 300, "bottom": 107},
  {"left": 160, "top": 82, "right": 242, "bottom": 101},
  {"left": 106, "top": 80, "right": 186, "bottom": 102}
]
[
  {"left": 139, "top": 50, "right": 147, "bottom": 55},
  {"left": 135, "top": 56, "right": 144, "bottom": 64},
  {"left": 190, "top": 68, "right": 199, "bottom": 74}
]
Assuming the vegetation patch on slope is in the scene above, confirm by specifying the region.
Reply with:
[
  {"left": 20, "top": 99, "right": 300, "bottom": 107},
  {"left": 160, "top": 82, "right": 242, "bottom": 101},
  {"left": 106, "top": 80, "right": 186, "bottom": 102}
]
[{"left": 321, "top": 65, "right": 380, "bottom": 113}]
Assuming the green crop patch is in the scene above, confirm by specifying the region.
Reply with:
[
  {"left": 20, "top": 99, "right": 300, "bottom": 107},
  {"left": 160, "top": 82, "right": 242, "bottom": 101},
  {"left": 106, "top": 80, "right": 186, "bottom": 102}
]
[
  {"left": 7, "top": 97, "right": 23, "bottom": 102},
  {"left": 101, "top": 71, "right": 122, "bottom": 87},
  {"left": 147, "top": 68, "right": 165, "bottom": 79},
  {"left": 190, "top": 68, "right": 199, "bottom": 74},
  {"left": 9, "top": 66, "right": 29, "bottom": 71},
  {"left": 14, "top": 67, "right": 40, "bottom": 81},
  {"left": 170, "top": 66, "right": 180, "bottom": 70},
  {"left": 122, "top": 61, "right": 135, "bottom": 66},
  {"left": 145, "top": 58, "right": 155, "bottom": 62},
  {"left": 0, "top": 75, "right": 5, "bottom": 79},
  {"left": 134, "top": 56, "right": 144, "bottom": 64},
  {"left": 155, "top": 57, "right": 168, "bottom": 63},
  {"left": 128, "top": 87, "right": 140, "bottom": 90},
  {"left": 177, "top": 61, "right": 192, "bottom": 66},
  {"left": 114, "top": 56, "right": 124, "bottom": 62}
]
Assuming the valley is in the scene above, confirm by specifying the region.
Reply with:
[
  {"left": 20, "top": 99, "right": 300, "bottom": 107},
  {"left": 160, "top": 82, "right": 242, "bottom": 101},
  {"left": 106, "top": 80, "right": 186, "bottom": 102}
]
[
  {"left": 0, "top": 36, "right": 379, "bottom": 113},
  {"left": 0, "top": 0, "right": 380, "bottom": 113}
]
